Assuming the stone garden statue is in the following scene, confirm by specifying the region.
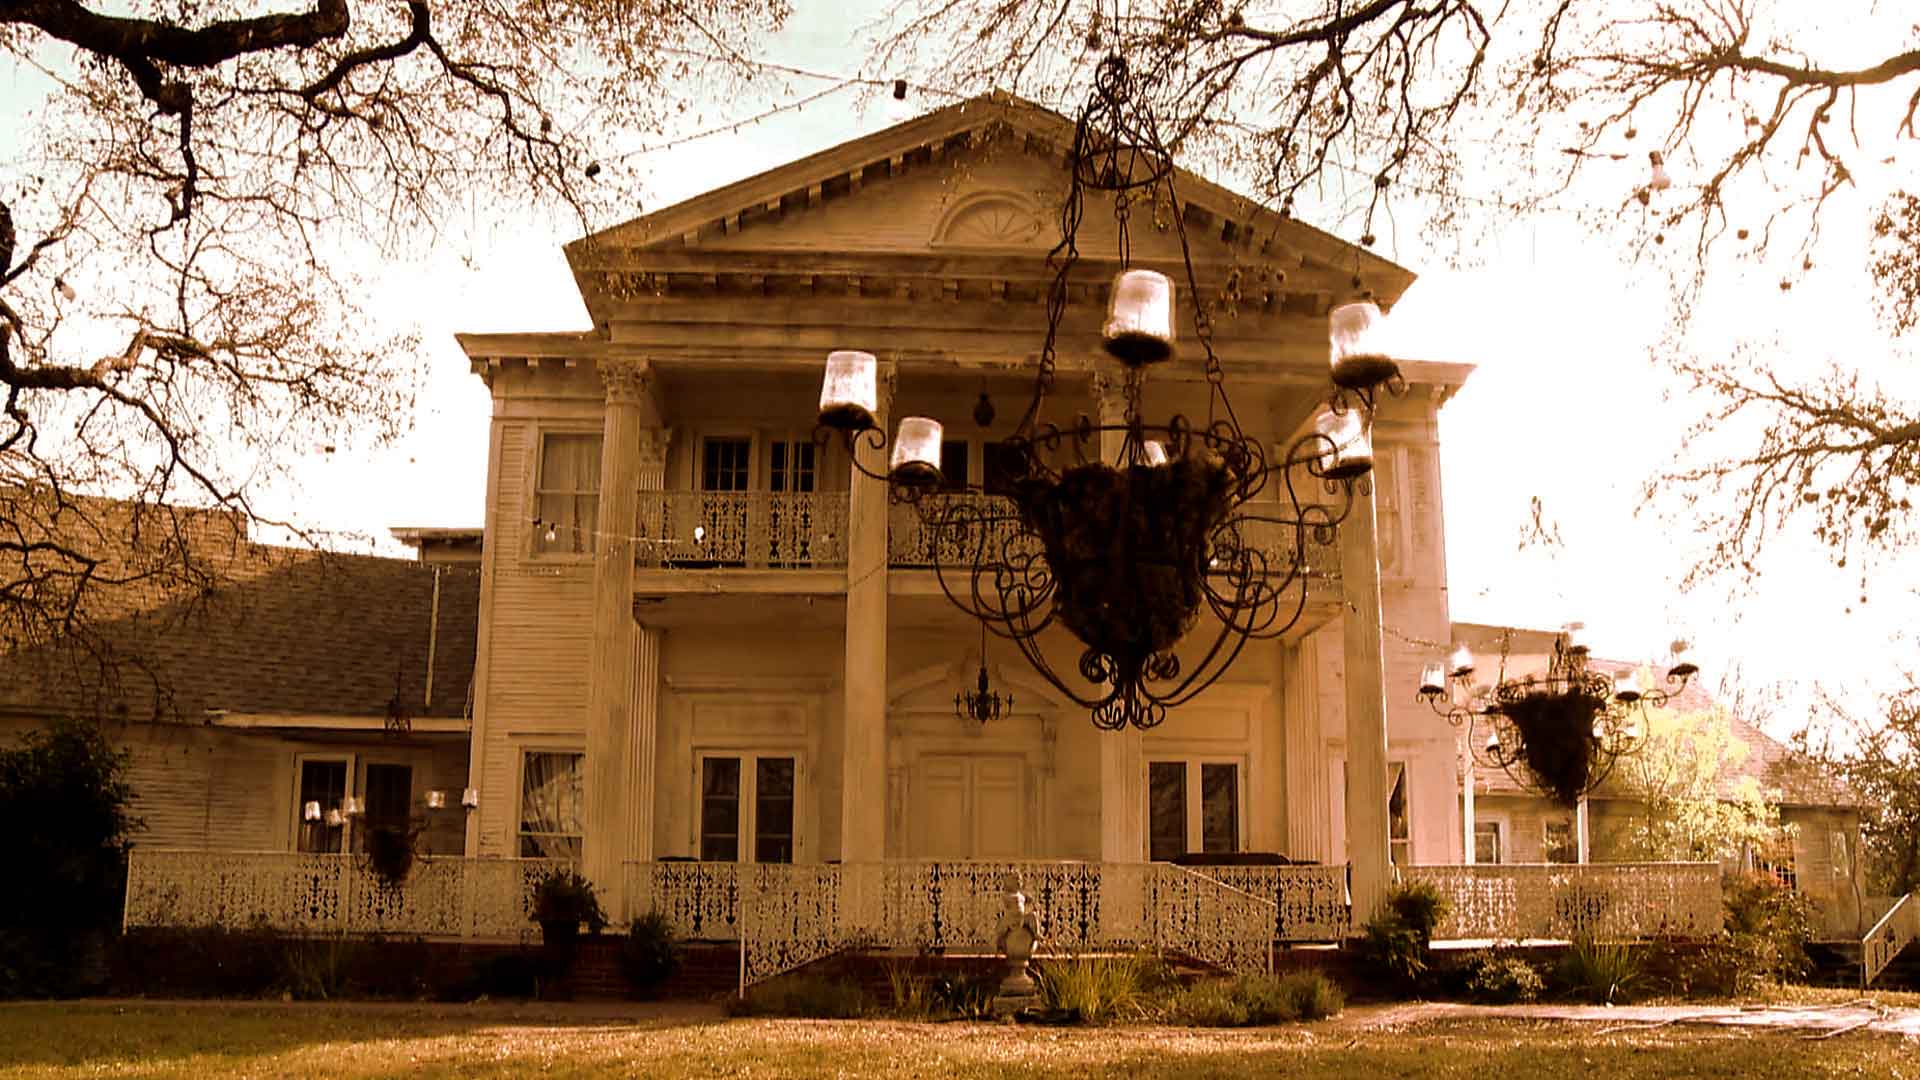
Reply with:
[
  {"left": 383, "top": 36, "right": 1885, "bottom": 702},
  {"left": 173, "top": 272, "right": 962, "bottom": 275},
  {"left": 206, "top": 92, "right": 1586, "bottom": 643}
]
[{"left": 991, "top": 883, "right": 1045, "bottom": 1012}]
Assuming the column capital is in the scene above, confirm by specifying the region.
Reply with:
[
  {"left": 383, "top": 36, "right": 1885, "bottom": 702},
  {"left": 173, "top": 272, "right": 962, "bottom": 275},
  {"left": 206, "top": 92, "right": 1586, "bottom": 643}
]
[
  {"left": 600, "top": 357, "right": 656, "bottom": 409},
  {"left": 637, "top": 427, "right": 674, "bottom": 469}
]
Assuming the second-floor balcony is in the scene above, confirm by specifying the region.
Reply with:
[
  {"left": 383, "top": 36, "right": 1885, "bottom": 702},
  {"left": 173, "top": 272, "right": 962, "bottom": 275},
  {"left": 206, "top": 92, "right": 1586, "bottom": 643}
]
[
  {"left": 637, "top": 490, "right": 849, "bottom": 570},
  {"left": 630, "top": 489, "right": 1342, "bottom": 601}
]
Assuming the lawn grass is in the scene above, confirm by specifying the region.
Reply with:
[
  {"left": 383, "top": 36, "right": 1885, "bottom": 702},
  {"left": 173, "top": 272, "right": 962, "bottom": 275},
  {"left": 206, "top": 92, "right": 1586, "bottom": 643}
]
[{"left": 0, "top": 1003, "right": 1915, "bottom": 1079}]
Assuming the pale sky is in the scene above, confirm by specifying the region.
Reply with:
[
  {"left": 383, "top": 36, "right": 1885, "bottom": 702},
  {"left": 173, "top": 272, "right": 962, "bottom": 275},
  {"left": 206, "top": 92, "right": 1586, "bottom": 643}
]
[{"left": 5, "top": 5, "right": 1915, "bottom": 737}]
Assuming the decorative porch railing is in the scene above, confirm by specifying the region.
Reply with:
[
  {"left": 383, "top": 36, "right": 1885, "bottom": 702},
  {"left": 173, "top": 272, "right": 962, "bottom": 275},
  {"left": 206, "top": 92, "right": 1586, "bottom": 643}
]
[
  {"left": 1152, "top": 865, "right": 1277, "bottom": 975},
  {"left": 1405, "top": 863, "right": 1724, "bottom": 941},
  {"left": 629, "top": 860, "right": 1312, "bottom": 989},
  {"left": 122, "top": 850, "right": 570, "bottom": 940},
  {"left": 1188, "top": 864, "right": 1350, "bottom": 942},
  {"left": 1861, "top": 892, "right": 1915, "bottom": 988},
  {"left": 636, "top": 490, "right": 848, "bottom": 569}
]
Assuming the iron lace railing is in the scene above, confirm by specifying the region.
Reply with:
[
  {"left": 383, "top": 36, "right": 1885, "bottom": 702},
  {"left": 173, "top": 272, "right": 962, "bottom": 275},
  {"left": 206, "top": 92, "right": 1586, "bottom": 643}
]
[
  {"left": 1405, "top": 862, "right": 1724, "bottom": 941},
  {"left": 122, "top": 849, "right": 571, "bottom": 940},
  {"left": 636, "top": 490, "right": 848, "bottom": 569}
]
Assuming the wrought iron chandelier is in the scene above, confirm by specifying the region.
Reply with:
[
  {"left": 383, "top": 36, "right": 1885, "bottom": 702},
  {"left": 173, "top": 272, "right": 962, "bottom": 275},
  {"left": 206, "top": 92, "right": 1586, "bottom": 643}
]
[
  {"left": 956, "top": 621, "right": 1013, "bottom": 725},
  {"left": 1417, "top": 629, "right": 1700, "bottom": 804},
  {"left": 815, "top": 56, "right": 1403, "bottom": 731}
]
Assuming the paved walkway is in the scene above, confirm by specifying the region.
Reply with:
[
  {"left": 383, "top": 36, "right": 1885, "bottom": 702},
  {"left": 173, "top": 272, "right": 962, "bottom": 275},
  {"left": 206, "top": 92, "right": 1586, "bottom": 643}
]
[{"left": 1345, "top": 1000, "right": 1920, "bottom": 1038}]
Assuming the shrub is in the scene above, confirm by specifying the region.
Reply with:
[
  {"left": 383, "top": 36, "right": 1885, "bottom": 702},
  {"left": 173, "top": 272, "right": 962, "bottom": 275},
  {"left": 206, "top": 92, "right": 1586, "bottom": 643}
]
[
  {"left": 1278, "top": 969, "right": 1345, "bottom": 1020},
  {"left": 1163, "top": 970, "right": 1343, "bottom": 1026},
  {"left": 1464, "top": 953, "right": 1544, "bottom": 1004},
  {"left": 620, "top": 912, "right": 681, "bottom": 998},
  {"left": 1034, "top": 954, "right": 1173, "bottom": 1023},
  {"left": 530, "top": 870, "right": 607, "bottom": 934},
  {"left": 1721, "top": 871, "right": 1814, "bottom": 988},
  {"left": 1556, "top": 936, "right": 1642, "bottom": 1004},
  {"left": 727, "top": 973, "right": 869, "bottom": 1018},
  {"left": 1387, "top": 881, "right": 1450, "bottom": 947},
  {"left": 1353, "top": 882, "right": 1452, "bottom": 996},
  {"left": 0, "top": 719, "right": 141, "bottom": 997}
]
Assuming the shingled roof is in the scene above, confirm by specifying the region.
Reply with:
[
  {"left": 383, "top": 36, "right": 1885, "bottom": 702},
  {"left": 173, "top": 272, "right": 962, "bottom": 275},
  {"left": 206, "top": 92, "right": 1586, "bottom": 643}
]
[
  {"left": 1456, "top": 625, "right": 1857, "bottom": 809},
  {"left": 0, "top": 528, "right": 479, "bottom": 725}
]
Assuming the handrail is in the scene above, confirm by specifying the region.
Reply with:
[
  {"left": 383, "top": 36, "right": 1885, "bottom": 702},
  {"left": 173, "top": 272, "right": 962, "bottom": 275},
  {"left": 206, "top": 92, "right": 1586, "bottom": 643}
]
[{"left": 1861, "top": 892, "right": 1915, "bottom": 989}]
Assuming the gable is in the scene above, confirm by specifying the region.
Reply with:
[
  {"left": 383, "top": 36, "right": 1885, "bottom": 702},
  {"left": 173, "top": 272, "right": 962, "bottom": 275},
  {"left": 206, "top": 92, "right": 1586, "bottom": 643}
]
[{"left": 565, "top": 94, "right": 1414, "bottom": 328}]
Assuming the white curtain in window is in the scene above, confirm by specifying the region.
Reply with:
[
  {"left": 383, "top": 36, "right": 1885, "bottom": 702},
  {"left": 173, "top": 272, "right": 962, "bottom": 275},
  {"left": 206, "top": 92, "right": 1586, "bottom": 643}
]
[
  {"left": 520, "top": 752, "right": 584, "bottom": 859},
  {"left": 538, "top": 434, "right": 602, "bottom": 554}
]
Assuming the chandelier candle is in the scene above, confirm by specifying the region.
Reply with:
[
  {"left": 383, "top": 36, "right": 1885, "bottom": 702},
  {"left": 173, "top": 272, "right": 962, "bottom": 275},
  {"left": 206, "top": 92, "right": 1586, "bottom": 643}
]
[
  {"left": 819, "top": 350, "right": 880, "bottom": 430},
  {"left": 1329, "top": 301, "right": 1399, "bottom": 389},
  {"left": 1102, "top": 269, "right": 1176, "bottom": 365}
]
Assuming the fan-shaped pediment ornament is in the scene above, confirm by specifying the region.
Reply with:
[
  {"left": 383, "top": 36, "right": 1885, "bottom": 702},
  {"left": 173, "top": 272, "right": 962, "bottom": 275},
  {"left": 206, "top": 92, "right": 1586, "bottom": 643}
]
[{"left": 933, "top": 190, "right": 1045, "bottom": 248}]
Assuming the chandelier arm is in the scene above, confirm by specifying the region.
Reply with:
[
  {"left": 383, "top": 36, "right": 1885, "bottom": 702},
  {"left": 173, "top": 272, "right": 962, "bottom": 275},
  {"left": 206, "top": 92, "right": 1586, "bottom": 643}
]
[
  {"left": 1005, "top": 624, "right": 1114, "bottom": 712},
  {"left": 1153, "top": 618, "right": 1256, "bottom": 709}
]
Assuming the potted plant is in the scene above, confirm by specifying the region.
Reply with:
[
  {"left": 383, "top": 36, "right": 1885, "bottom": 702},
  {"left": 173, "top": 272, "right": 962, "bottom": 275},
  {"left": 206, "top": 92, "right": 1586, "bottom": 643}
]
[
  {"left": 531, "top": 868, "right": 607, "bottom": 941},
  {"left": 530, "top": 868, "right": 606, "bottom": 996}
]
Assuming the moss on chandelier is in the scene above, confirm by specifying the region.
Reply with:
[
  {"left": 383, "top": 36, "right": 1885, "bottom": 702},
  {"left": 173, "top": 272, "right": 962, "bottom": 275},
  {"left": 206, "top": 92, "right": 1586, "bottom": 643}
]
[
  {"left": 1498, "top": 691, "right": 1606, "bottom": 806},
  {"left": 1010, "top": 452, "right": 1236, "bottom": 678}
]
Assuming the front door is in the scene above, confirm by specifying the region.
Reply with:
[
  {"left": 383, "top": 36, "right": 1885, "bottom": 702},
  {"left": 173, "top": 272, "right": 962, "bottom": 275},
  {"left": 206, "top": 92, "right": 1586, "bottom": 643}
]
[{"left": 912, "top": 755, "right": 1026, "bottom": 859}]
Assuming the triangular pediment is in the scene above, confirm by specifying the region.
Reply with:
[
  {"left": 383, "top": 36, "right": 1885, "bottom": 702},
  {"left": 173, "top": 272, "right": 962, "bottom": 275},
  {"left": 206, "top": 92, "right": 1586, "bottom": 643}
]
[{"left": 564, "top": 94, "right": 1412, "bottom": 326}]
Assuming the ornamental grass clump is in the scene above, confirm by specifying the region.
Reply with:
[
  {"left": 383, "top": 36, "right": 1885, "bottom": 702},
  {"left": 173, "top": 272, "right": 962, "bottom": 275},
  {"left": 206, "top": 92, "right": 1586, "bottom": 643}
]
[
  {"left": 1556, "top": 935, "right": 1643, "bottom": 1004},
  {"left": 1034, "top": 954, "right": 1173, "bottom": 1023}
]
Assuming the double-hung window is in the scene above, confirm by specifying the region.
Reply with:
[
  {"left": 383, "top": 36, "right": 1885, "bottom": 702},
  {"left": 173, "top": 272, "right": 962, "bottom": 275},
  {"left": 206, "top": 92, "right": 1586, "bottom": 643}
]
[
  {"left": 1147, "top": 759, "right": 1241, "bottom": 861},
  {"left": 698, "top": 753, "right": 798, "bottom": 863},
  {"left": 519, "top": 750, "right": 585, "bottom": 859},
  {"left": 535, "top": 433, "right": 602, "bottom": 555}
]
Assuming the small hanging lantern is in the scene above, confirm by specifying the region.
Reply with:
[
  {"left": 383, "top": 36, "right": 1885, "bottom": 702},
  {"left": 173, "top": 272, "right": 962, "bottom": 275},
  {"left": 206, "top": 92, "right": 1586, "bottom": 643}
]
[
  {"left": 325, "top": 808, "right": 345, "bottom": 828},
  {"left": 1141, "top": 440, "right": 1170, "bottom": 467},
  {"left": 342, "top": 795, "right": 365, "bottom": 817},
  {"left": 818, "top": 350, "right": 879, "bottom": 430},
  {"left": 425, "top": 789, "right": 448, "bottom": 811},
  {"left": 1313, "top": 407, "right": 1374, "bottom": 479},
  {"left": 973, "top": 390, "right": 996, "bottom": 428},
  {"left": 1328, "top": 300, "right": 1399, "bottom": 389},
  {"left": 1102, "top": 270, "right": 1176, "bottom": 365},
  {"left": 461, "top": 787, "right": 480, "bottom": 810},
  {"left": 303, "top": 800, "right": 323, "bottom": 823},
  {"left": 1418, "top": 660, "right": 1447, "bottom": 697},
  {"left": 890, "top": 417, "right": 944, "bottom": 487}
]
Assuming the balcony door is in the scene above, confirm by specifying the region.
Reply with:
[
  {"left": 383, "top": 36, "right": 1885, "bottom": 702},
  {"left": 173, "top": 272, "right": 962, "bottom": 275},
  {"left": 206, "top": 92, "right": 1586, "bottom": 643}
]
[
  {"left": 688, "top": 436, "right": 751, "bottom": 567},
  {"left": 911, "top": 755, "right": 1026, "bottom": 860},
  {"left": 767, "top": 437, "right": 818, "bottom": 566}
]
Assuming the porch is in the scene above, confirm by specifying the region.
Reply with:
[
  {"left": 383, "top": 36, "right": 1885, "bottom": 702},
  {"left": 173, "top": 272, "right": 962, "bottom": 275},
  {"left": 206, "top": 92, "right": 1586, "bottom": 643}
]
[{"left": 123, "top": 851, "right": 1724, "bottom": 986}]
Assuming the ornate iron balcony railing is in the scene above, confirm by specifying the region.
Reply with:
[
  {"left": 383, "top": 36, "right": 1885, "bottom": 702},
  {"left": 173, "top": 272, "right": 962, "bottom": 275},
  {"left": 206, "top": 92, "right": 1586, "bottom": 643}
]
[{"left": 635, "top": 490, "right": 849, "bottom": 570}]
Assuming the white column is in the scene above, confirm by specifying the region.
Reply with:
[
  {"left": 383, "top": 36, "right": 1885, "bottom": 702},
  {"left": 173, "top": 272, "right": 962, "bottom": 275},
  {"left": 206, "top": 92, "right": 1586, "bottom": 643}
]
[
  {"left": 1093, "top": 371, "right": 1146, "bottom": 863},
  {"left": 1575, "top": 796, "right": 1591, "bottom": 864},
  {"left": 583, "top": 359, "right": 659, "bottom": 918},
  {"left": 1281, "top": 635, "right": 1330, "bottom": 862},
  {"left": 840, "top": 364, "right": 893, "bottom": 863},
  {"left": 1340, "top": 476, "right": 1392, "bottom": 929}
]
